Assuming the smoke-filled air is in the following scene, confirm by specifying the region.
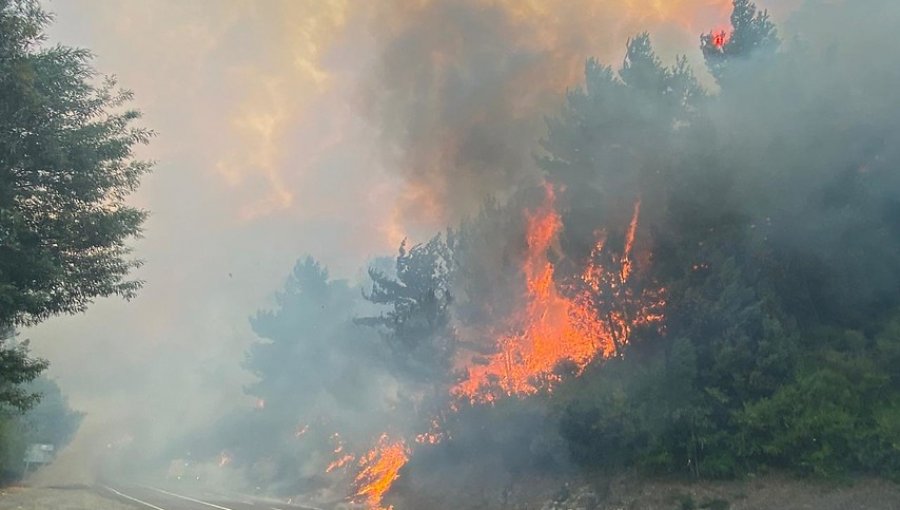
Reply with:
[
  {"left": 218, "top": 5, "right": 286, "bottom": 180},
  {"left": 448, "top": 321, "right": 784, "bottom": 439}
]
[{"left": 4, "top": 0, "right": 900, "bottom": 509}]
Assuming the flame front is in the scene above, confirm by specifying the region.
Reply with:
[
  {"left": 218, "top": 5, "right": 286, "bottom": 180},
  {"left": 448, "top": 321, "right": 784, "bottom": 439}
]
[
  {"left": 338, "top": 184, "right": 664, "bottom": 507},
  {"left": 453, "top": 185, "right": 662, "bottom": 403},
  {"left": 352, "top": 435, "right": 410, "bottom": 510}
]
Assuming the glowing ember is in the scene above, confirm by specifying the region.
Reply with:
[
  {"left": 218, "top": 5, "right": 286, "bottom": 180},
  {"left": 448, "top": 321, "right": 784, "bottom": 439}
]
[
  {"left": 353, "top": 435, "right": 409, "bottom": 510},
  {"left": 326, "top": 432, "right": 355, "bottom": 473},
  {"left": 414, "top": 419, "right": 447, "bottom": 445},
  {"left": 327, "top": 454, "right": 355, "bottom": 473},
  {"left": 712, "top": 30, "right": 728, "bottom": 49},
  {"left": 452, "top": 184, "right": 662, "bottom": 403}
]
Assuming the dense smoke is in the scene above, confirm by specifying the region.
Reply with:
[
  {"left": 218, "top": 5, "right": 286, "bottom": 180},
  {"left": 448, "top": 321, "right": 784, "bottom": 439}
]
[
  {"left": 27, "top": 0, "right": 759, "bottom": 479},
  {"left": 361, "top": 0, "right": 768, "bottom": 227},
  {"left": 25, "top": 0, "right": 900, "bottom": 507}
]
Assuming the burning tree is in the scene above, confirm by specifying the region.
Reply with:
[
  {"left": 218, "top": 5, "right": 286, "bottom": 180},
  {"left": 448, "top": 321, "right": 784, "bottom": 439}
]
[
  {"left": 701, "top": 0, "right": 778, "bottom": 84},
  {"left": 451, "top": 185, "right": 665, "bottom": 404}
]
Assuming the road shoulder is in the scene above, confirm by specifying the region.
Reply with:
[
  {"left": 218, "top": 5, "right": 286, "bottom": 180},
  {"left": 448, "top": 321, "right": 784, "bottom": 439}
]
[{"left": 0, "top": 485, "right": 138, "bottom": 510}]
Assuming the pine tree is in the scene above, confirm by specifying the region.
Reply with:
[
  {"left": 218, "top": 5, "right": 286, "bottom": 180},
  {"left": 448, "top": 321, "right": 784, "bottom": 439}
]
[
  {"left": 702, "top": 0, "right": 779, "bottom": 84},
  {"left": 358, "top": 233, "right": 457, "bottom": 384}
]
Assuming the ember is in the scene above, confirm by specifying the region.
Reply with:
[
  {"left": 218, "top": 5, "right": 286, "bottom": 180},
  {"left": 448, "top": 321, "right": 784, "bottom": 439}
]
[{"left": 712, "top": 30, "right": 729, "bottom": 48}]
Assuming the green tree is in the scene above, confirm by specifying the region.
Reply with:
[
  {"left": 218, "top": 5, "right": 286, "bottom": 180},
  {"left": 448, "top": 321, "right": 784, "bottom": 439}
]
[
  {"left": 246, "top": 257, "right": 374, "bottom": 414},
  {"left": 0, "top": 0, "right": 152, "bottom": 328},
  {"left": 20, "top": 376, "right": 82, "bottom": 447},
  {"left": 0, "top": 327, "right": 46, "bottom": 412},
  {"left": 541, "top": 33, "right": 704, "bottom": 262},
  {"left": 539, "top": 8, "right": 798, "bottom": 478},
  {"left": 0, "top": 0, "right": 150, "bottom": 477},
  {"left": 358, "top": 234, "right": 457, "bottom": 385},
  {"left": 702, "top": 0, "right": 779, "bottom": 84},
  {"left": 0, "top": 327, "right": 48, "bottom": 480},
  {"left": 237, "top": 256, "right": 388, "bottom": 487}
]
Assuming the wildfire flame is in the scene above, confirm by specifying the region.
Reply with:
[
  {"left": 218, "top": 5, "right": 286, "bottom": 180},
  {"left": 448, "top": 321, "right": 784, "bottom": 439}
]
[
  {"left": 578, "top": 199, "right": 666, "bottom": 352},
  {"left": 327, "top": 454, "right": 355, "bottom": 473},
  {"left": 711, "top": 30, "right": 729, "bottom": 49},
  {"left": 621, "top": 200, "right": 641, "bottom": 282},
  {"left": 342, "top": 183, "right": 665, "bottom": 507},
  {"left": 452, "top": 184, "right": 661, "bottom": 403},
  {"left": 352, "top": 435, "right": 410, "bottom": 510},
  {"left": 326, "top": 432, "right": 356, "bottom": 473}
]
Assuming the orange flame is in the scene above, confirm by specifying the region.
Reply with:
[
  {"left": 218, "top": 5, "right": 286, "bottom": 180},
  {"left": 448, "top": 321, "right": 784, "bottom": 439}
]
[
  {"left": 353, "top": 435, "right": 410, "bottom": 510},
  {"left": 325, "top": 432, "right": 356, "bottom": 473},
  {"left": 621, "top": 200, "right": 641, "bottom": 282},
  {"left": 339, "top": 184, "right": 664, "bottom": 506},
  {"left": 452, "top": 184, "right": 662, "bottom": 403},
  {"left": 327, "top": 454, "right": 355, "bottom": 473}
]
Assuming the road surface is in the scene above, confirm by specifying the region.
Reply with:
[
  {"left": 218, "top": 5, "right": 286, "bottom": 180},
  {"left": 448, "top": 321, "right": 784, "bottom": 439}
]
[{"left": 101, "top": 484, "right": 326, "bottom": 510}]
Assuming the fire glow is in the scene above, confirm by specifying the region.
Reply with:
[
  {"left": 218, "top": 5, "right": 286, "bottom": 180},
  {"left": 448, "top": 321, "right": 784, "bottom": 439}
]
[
  {"left": 711, "top": 30, "right": 729, "bottom": 48},
  {"left": 352, "top": 435, "right": 410, "bottom": 510},
  {"left": 344, "top": 183, "right": 665, "bottom": 508},
  {"left": 452, "top": 185, "right": 662, "bottom": 403}
]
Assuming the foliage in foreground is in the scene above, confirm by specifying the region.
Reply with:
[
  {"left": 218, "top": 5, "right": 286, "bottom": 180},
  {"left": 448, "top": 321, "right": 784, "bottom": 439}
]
[
  {"left": 0, "top": 0, "right": 146, "bottom": 476},
  {"left": 0, "top": 376, "right": 82, "bottom": 481},
  {"left": 0, "top": 0, "right": 152, "bottom": 329}
]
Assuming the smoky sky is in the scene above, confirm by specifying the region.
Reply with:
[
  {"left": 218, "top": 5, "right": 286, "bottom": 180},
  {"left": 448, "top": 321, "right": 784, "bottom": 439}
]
[
  {"left": 361, "top": 0, "right": 802, "bottom": 227},
  {"left": 26, "top": 0, "right": 802, "bottom": 482}
]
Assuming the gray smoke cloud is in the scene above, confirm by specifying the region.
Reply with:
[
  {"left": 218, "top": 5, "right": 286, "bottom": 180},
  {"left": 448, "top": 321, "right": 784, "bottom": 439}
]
[{"left": 22, "top": 0, "right": 831, "bottom": 499}]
